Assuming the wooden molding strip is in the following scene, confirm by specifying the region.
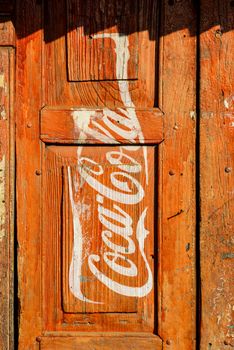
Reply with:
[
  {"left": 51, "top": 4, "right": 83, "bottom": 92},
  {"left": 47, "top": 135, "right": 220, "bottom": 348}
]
[
  {"left": 38, "top": 335, "right": 162, "bottom": 350},
  {"left": 40, "top": 107, "right": 164, "bottom": 144}
]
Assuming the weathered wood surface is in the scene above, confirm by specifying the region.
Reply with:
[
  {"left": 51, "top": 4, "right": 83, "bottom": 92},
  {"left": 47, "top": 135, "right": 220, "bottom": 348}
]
[
  {"left": 158, "top": 1, "right": 196, "bottom": 349},
  {"left": 16, "top": 0, "right": 197, "bottom": 348},
  {"left": 40, "top": 108, "right": 163, "bottom": 143},
  {"left": 44, "top": 0, "right": 157, "bottom": 109},
  {"left": 17, "top": 0, "right": 162, "bottom": 347},
  {"left": 67, "top": 0, "right": 139, "bottom": 81},
  {"left": 43, "top": 145, "right": 156, "bottom": 329},
  {"left": 16, "top": 1, "right": 42, "bottom": 349},
  {"left": 0, "top": 18, "right": 15, "bottom": 46},
  {"left": 0, "top": 47, "right": 14, "bottom": 350},
  {"left": 39, "top": 334, "right": 162, "bottom": 349},
  {"left": 200, "top": 1, "right": 234, "bottom": 349}
]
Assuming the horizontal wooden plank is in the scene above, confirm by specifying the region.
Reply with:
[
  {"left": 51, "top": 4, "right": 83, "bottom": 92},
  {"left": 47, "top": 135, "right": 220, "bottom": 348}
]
[
  {"left": 40, "top": 108, "right": 163, "bottom": 144},
  {"left": 39, "top": 335, "right": 162, "bottom": 349}
]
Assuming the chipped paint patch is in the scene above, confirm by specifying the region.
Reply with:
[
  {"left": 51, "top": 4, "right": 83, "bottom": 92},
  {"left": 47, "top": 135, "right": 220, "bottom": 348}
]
[
  {"left": 190, "top": 111, "right": 196, "bottom": 120},
  {"left": 221, "top": 252, "right": 234, "bottom": 259},
  {"left": 0, "top": 74, "right": 4, "bottom": 88},
  {"left": 0, "top": 106, "right": 7, "bottom": 120},
  {"left": 224, "top": 94, "right": 234, "bottom": 109},
  {"left": 0, "top": 156, "right": 6, "bottom": 242},
  {"left": 77, "top": 202, "right": 91, "bottom": 221}
]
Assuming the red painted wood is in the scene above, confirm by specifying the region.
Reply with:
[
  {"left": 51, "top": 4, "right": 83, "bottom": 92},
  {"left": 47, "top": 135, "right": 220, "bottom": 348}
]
[
  {"left": 16, "top": 0, "right": 196, "bottom": 348},
  {"left": 40, "top": 108, "right": 163, "bottom": 144},
  {"left": 200, "top": 1, "right": 234, "bottom": 348},
  {"left": 157, "top": 1, "right": 197, "bottom": 348},
  {"left": 39, "top": 334, "right": 162, "bottom": 349},
  {"left": 0, "top": 45, "right": 14, "bottom": 350},
  {"left": 67, "top": 0, "right": 139, "bottom": 81}
]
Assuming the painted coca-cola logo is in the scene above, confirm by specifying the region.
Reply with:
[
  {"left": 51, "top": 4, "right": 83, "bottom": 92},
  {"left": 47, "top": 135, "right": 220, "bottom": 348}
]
[{"left": 67, "top": 33, "right": 153, "bottom": 304}]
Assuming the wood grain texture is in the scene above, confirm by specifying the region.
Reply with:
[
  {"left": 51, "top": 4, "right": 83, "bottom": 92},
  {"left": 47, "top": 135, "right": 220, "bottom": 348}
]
[
  {"left": 200, "top": 1, "right": 234, "bottom": 348},
  {"left": 62, "top": 147, "right": 155, "bottom": 313},
  {"left": 0, "top": 18, "right": 15, "bottom": 46},
  {"left": 158, "top": 1, "right": 196, "bottom": 349},
  {"left": 16, "top": 1, "right": 43, "bottom": 349},
  {"left": 0, "top": 47, "right": 14, "bottom": 350},
  {"left": 43, "top": 145, "right": 156, "bottom": 332},
  {"left": 39, "top": 334, "right": 162, "bottom": 349},
  {"left": 67, "top": 0, "right": 138, "bottom": 81},
  {"left": 40, "top": 108, "right": 163, "bottom": 144},
  {"left": 16, "top": 0, "right": 198, "bottom": 347},
  {"left": 44, "top": 0, "right": 157, "bottom": 109}
]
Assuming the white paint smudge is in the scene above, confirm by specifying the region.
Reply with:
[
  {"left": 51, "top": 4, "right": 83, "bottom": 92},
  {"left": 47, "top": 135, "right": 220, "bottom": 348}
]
[
  {"left": 68, "top": 166, "right": 102, "bottom": 304},
  {"left": 0, "top": 107, "right": 6, "bottom": 120},
  {"left": 190, "top": 111, "right": 196, "bottom": 120},
  {"left": 224, "top": 94, "right": 234, "bottom": 109}
]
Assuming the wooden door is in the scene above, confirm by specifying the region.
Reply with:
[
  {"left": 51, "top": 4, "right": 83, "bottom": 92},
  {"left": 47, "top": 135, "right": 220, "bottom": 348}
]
[{"left": 16, "top": 0, "right": 196, "bottom": 349}]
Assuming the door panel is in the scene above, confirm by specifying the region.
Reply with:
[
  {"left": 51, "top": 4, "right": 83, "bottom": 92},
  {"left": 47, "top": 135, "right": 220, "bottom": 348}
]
[
  {"left": 66, "top": 0, "right": 139, "bottom": 81},
  {"left": 44, "top": 0, "right": 157, "bottom": 108},
  {"left": 16, "top": 0, "right": 196, "bottom": 348},
  {"left": 41, "top": 0, "right": 161, "bottom": 343},
  {"left": 43, "top": 145, "right": 156, "bottom": 328}
]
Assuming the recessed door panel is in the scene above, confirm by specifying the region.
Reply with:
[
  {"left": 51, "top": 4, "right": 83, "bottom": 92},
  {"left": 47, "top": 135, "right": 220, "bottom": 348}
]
[
  {"left": 43, "top": 145, "right": 156, "bottom": 329},
  {"left": 67, "top": 0, "right": 139, "bottom": 81}
]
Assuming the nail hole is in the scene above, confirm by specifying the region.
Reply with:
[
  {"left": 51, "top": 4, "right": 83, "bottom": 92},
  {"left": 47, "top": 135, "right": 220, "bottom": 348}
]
[{"left": 225, "top": 167, "right": 231, "bottom": 173}]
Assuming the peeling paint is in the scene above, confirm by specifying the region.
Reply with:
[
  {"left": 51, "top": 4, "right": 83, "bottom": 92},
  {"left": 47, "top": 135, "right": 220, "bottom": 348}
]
[
  {"left": 221, "top": 252, "right": 234, "bottom": 259},
  {"left": 0, "top": 74, "right": 4, "bottom": 88},
  {"left": 0, "top": 156, "right": 6, "bottom": 242},
  {"left": 190, "top": 111, "right": 196, "bottom": 120},
  {"left": 0, "top": 106, "right": 7, "bottom": 120},
  {"left": 224, "top": 94, "right": 234, "bottom": 109}
]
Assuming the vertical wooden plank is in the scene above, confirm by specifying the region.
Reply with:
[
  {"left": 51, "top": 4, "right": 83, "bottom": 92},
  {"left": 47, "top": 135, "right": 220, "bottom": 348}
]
[
  {"left": 158, "top": 1, "right": 196, "bottom": 349},
  {"left": 200, "top": 1, "right": 234, "bottom": 348},
  {"left": 16, "top": 1, "right": 42, "bottom": 349},
  {"left": 0, "top": 18, "right": 15, "bottom": 46},
  {"left": 0, "top": 47, "right": 14, "bottom": 350}
]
